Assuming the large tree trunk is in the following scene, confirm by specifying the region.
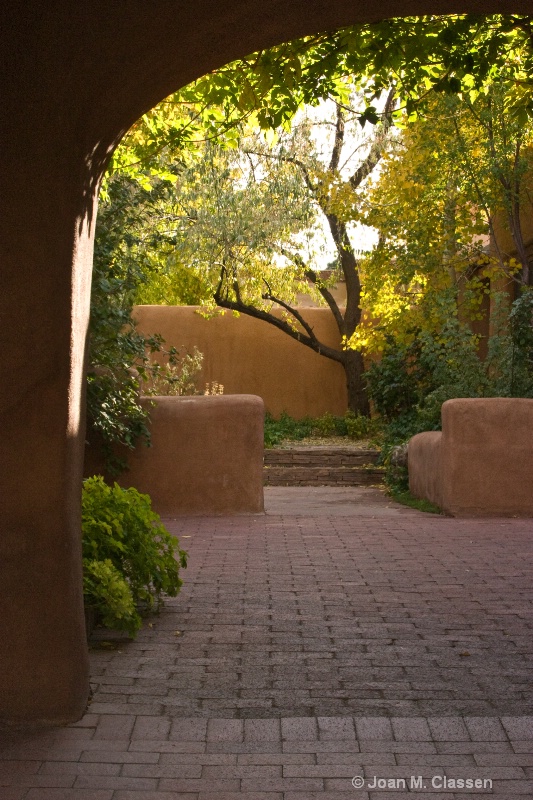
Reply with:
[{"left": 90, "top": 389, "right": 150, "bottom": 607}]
[{"left": 343, "top": 349, "right": 369, "bottom": 415}]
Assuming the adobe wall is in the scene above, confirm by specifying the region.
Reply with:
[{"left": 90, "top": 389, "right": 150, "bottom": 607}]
[
  {"left": 120, "top": 395, "right": 265, "bottom": 515},
  {"left": 2, "top": 0, "right": 528, "bottom": 724},
  {"left": 409, "top": 398, "right": 533, "bottom": 516},
  {"left": 133, "top": 305, "right": 348, "bottom": 418},
  {"left": 408, "top": 432, "right": 444, "bottom": 509}
]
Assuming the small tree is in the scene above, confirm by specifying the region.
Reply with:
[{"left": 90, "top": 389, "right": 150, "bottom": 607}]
[
  {"left": 352, "top": 86, "right": 533, "bottom": 355},
  {"left": 134, "top": 89, "right": 395, "bottom": 414},
  {"left": 212, "top": 90, "right": 395, "bottom": 415}
]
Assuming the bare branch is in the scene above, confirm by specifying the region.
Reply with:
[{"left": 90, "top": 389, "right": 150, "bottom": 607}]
[
  {"left": 261, "top": 284, "right": 319, "bottom": 341},
  {"left": 213, "top": 280, "right": 344, "bottom": 363},
  {"left": 243, "top": 147, "right": 317, "bottom": 193},
  {"left": 280, "top": 247, "right": 346, "bottom": 334}
]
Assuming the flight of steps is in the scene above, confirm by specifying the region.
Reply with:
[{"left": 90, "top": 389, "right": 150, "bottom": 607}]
[{"left": 263, "top": 446, "right": 385, "bottom": 486}]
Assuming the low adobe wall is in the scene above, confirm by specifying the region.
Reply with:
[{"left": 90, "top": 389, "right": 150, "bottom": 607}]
[
  {"left": 133, "top": 305, "right": 348, "bottom": 418},
  {"left": 119, "top": 395, "right": 265, "bottom": 516},
  {"left": 408, "top": 432, "right": 443, "bottom": 509},
  {"left": 409, "top": 398, "right": 533, "bottom": 516}
]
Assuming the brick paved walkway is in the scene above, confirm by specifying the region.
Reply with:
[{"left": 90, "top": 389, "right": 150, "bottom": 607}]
[{"left": 1, "top": 487, "right": 532, "bottom": 798}]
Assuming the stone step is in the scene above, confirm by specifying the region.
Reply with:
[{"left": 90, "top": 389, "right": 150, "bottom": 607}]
[
  {"left": 264, "top": 447, "right": 380, "bottom": 467},
  {"left": 263, "top": 447, "right": 384, "bottom": 486},
  {"left": 263, "top": 465, "right": 385, "bottom": 486}
]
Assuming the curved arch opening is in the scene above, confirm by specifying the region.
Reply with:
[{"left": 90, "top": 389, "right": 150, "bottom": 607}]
[{"left": 2, "top": 1, "right": 532, "bottom": 725}]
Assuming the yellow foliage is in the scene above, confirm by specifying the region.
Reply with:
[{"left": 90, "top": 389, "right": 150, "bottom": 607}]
[{"left": 352, "top": 90, "right": 533, "bottom": 356}]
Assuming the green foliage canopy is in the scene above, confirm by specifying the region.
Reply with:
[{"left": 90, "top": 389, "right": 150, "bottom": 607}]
[
  {"left": 109, "top": 14, "right": 533, "bottom": 186},
  {"left": 352, "top": 83, "right": 533, "bottom": 354}
]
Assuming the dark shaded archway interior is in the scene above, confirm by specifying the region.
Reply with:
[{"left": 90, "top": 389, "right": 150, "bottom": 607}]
[{"left": 0, "top": 0, "right": 529, "bottom": 724}]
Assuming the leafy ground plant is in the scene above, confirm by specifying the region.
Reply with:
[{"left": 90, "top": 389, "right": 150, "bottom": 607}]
[
  {"left": 82, "top": 477, "right": 187, "bottom": 636},
  {"left": 264, "top": 411, "right": 382, "bottom": 447}
]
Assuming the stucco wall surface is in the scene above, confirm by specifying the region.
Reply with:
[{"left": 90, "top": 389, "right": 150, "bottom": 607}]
[
  {"left": 409, "top": 398, "right": 533, "bottom": 516},
  {"left": 120, "top": 395, "right": 265, "bottom": 515},
  {"left": 408, "top": 431, "right": 443, "bottom": 509},
  {"left": 133, "top": 305, "right": 348, "bottom": 418}
]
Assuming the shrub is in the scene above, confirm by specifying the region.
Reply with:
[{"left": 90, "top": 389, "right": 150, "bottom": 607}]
[
  {"left": 83, "top": 559, "right": 140, "bottom": 635},
  {"left": 88, "top": 175, "right": 207, "bottom": 475},
  {"left": 264, "top": 412, "right": 315, "bottom": 447},
  {"left": 140, "top": 346, "right": 204, "bottom": 396},
  {"left": 88, "top": 176, "right": 164, "bottom": 475},
  {"left": 344, "top": 410, "right": 382, "bottom": 440},
  {"left": 365, "top": 291, "right": 533, "bottom": 491},
  {"left": 82, "top": 476, "right": 187, "bottom": 636},
  {"left": 264, "top": 410, "right": 381, "bottom": 447}
]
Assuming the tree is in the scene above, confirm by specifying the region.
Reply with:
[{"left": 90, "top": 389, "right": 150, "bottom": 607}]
[
  {"left": 93, "top": 13, "right": 533, "bottom": 434},
  {"left": 133, "top": 134, "right": 317, "bottom": 307},
  {"left": 352, "top": 85, "right": 533, "bottom": 354},
  {"left": 211, "top": 90, "right": 395, "bottom": 414},
  {"left": 355, "top": 83, "right": 533, "bottom": 474},
  {"left": 452, "top": 78, "right": 533, "bottom": 287},
  {"left": 132, "top": 88, "right": 395, "bottom": 414}
]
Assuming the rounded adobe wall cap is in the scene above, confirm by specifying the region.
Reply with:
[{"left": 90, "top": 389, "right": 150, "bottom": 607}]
[
  {"left": 442, "top": 397, "right": 533, "bottom": 409},
  {"left": 442, "top": 397, "right": 533, "bottom": 425},
  {"left": 140, "top": 394, "right": 265, "bottom": 415},
  {"left": 409, "top": 430, "right": 442, "bottom": 443},
  {"left": 141, "top": 393, "right": 264, "bottom": 405}
]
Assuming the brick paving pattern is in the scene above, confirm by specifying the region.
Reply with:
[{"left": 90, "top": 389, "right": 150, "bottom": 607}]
[{"left": 1, "top": 487, "right": 532, "bottom": 798}]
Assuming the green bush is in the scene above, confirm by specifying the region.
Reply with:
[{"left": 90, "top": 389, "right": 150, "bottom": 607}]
[
  {"left": 88, "top": 176, "right": 162, "bottom": 475},
  {"left": 344, "top": 411, "right": 382, "bottom": 440},
  {"left": 83, "top": 559, "right": 140, "bottom": 634},
  {"left": 88, "top": 175, "right": 204, "bottom": 476},
  {"left": 264, "top": 412, "right": 314, "bottom": 447},
  {"left": 82, "top": 476, "right": 187, "bottom": 636},
  {"left": 365, "top": 290, "right": 533, "bottom": 491}
]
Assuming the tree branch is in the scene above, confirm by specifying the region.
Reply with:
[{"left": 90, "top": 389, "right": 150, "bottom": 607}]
[
  {"left": 261, "top": 285, "right": 318, "bottom": 340},
  {"left": 329, "top": 104, "right": 345, "bottom": 173},
  {"left": 348, "top": 88, "right": 396, "bottom": 190},
  {"left": 304, "top": 267, "right": 346, "bottom": 335},
  {"left": 242, "top": 147, "right": 317, "bottom": 193},
  {"left": 213, "top": 279, "right": 344, "bottom": 364},
  {"left": 280, "top": 247, "right": 346, "bottom": 334},
  {"left": 323, "top": 215, "right": 362, "bottom": 336}
]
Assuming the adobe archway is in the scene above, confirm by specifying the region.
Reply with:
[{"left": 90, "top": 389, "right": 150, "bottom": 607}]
[{"left": 0, "top": 0, "right": 528, "bottom": 724}]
